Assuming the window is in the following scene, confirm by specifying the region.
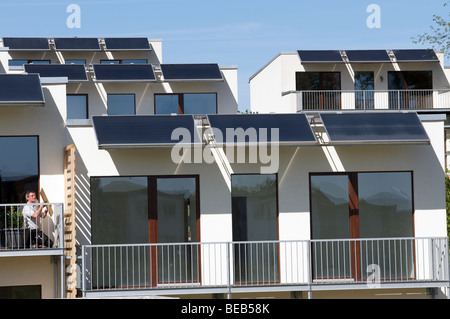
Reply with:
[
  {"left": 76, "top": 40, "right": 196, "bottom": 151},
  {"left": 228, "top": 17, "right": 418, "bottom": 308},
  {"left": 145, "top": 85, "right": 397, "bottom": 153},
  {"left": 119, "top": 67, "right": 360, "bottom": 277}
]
[
  {"left": 107, "top": 94, "right": 135, "bottom": 115},
  {"left": 65, "top": 60, "right": 86, "bottom": 65},
  {"left": 100, "top": 59, "right": 147, "bottom": 64},
  {"left": 0, "top": 136, "right": 39, "bottom": 204},
  {"left": 310, "top": 172, "right": 414, "bottom": 280},
  {"left": 231, "top": 174, "right": 279, "bottom": 284},
  {"left": 354, "top": 71, "right": 374, "bottom": 110},
  {"left": 155, "top": 93, "right": 217, "bottom": 115},
  {"left": 67, "top": 94, "right": 88, "bottom": 119},
  {"left": 0, "top": 285, "right": 41, "bottom": 299},
  {"left": 388, "top": 71, "right": 433, "bottom": 109},
  {"left": 90, "top": 175, "right": 199, "bottom": 287},
  {"left": 8, "top": 60, "right": 50, "bottom": 67},
  {"left": 296, "top": 72, "right": 341, "bottom": 110}
]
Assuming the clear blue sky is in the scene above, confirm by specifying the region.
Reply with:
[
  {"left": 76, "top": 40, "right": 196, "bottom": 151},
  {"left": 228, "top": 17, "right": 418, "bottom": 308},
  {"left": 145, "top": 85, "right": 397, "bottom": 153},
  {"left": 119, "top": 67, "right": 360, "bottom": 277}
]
[{"left": 0, "top": 0, "right": 448, "bottom": 110}]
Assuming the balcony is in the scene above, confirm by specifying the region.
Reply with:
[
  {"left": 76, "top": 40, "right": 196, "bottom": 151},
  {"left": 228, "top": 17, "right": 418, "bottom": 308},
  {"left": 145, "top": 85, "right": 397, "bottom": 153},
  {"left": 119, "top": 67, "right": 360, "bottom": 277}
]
[
  {"left": 0, "top": 203, "right": 64, "bottom": 256},
  {"left": 283, "top": 89, "right": 450, "bottom": 112},
  {"left": 81, "top": 237, "right": 449, "bottom": 298}
]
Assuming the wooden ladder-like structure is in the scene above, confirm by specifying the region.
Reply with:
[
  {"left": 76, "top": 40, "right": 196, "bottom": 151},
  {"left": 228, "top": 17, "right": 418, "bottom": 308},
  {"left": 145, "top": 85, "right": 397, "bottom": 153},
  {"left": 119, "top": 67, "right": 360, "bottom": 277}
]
[{"left": 64, "top": 145, "right": 77, "bottom": 298}]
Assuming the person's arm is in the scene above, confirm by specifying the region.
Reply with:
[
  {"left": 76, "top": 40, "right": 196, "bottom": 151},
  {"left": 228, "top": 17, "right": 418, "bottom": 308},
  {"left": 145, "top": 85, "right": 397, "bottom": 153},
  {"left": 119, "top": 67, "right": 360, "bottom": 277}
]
[{"left": 31, "top": 203, "right": 44, "bottom": 218}]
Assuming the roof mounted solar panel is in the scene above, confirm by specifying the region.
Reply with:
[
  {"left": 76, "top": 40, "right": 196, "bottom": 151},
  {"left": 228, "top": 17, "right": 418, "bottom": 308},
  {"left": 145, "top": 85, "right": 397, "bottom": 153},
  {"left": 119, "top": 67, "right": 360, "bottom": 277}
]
[
  {"left": 297, "top": 50, "right": 344, "bottom": 63},
  {"left": 104, "top": 37, "right": 151, "bottom": 51},
  {"left": 206, "top": 113, "right": 317, "bottom": 146},
  {"left": 320, "top": 112, "right": 430, "bottom": 144},
  {"left": 93, "top": 64, "right": 156, "bottom": 82},
  {"left": 392, "top": 49, "right": 439, "bottom": 62},
  {"left": 161, "top": 64, "right": 223, "bottom": 81},
  {"left": 54, "top": 37, "right": 101, "bottom": 51},
  {"left": 24, "top": 64, "right": 88, "bottom": 81},
  {"left": 0, "top": 74, "right": 44, "bottom": 105},
  {"left": 92, "top": 115, "right": 201, "bottom": 149},
  {"left": 345, "top": 50, "right": 390, "bottom": 63},
  {"left": 3, "top": 37, "right": 50, "bottom": 51}
]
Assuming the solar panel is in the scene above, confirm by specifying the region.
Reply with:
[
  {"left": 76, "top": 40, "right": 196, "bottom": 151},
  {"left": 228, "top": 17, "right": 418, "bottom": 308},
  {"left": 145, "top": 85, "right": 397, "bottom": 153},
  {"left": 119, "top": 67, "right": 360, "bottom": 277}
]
[
  {"left": 3, "top": 37, "right": 50, "bottom": 51},
  {"left": 24, "top": 64, "right": 88, "bottom": 81},
  {"left": 54, "top": 37, "right": 100, "bottom": 51},
  {"left": 161, "top": 64, "right": 223, "bottom": 81},
  {"left": 104, "top": 37, "right": 151, "bottom": 50},
  {"left": 297, "top": 50, "right": 344, "bottom": 63},
  {"left": 93, "top": 64, "right": 155, "bottom": 82},
  {"left": 345, "top": 50, "right": 390, "bottom": 63},
  {"left": 207, "top": 113, "right": 317, "bottom": 145},
  {"left": 320, "top": 112, "right": 430, "bottom": 144},
  {"left": 392, "top": 49, "right": 439, "bottom": 62},
  {"left": 92, "top": 115, "right": 201, "bottom": 148},
  {"left": 0, "top": 74, "right": 44, "bottom": 104}
]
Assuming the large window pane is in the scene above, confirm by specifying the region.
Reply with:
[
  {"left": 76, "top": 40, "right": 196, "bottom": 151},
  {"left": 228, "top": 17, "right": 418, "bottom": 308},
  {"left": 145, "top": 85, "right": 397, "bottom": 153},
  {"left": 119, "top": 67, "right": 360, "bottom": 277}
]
[
  {"left": 184, "top": 93, "right": 217, "bottom": 114},
  {"left": 67, "top": 95, "right": 88, "bottom": 119},
  {"left": 311, "top": 175, "right": 350, "bottom": 240},
  {"left": 107, "top": 94, "right": 135, "bottom": 115},
  {"left": 296, "top": 72, "right": 341, "bottom": 110},
  {"left": 354, "top": 71, "right": 374, "bottom": 110},
  {"left": 156, "top": 177, "right": 198, "bottom": 283},
  {"left": 310, "top": 174, "right": 351, "bottom": 279},
  {"left": 358, "top": 172, "right": 414, "bottom": 279},
  {"left": 155, "top": 94, "right": 179, "bottom": 114},
  {"left": 388, "top": 71, "right": 433, "bottom": 109},
  {"left": 232, "top": 174, "right": 278, "bottom": 284},
  {"left": 0, "top": 136, "right": 39, "bottom": 204},
  {"left": 90, "top": 176, "right": 149, "bottom": 289}
]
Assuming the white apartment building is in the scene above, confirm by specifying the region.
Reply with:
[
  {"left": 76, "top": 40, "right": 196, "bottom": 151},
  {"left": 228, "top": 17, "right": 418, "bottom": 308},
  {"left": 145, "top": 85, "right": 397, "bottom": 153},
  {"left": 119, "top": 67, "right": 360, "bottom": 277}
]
[{"left": 0, "top": 40, "right": 448, "bottom": 299}]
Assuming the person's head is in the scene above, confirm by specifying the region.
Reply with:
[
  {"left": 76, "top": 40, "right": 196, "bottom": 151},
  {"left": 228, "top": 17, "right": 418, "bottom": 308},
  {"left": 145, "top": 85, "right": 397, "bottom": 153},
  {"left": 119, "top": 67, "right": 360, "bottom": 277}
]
[{"left": 25, "top": 191, "right": 37, "bottom": 203}]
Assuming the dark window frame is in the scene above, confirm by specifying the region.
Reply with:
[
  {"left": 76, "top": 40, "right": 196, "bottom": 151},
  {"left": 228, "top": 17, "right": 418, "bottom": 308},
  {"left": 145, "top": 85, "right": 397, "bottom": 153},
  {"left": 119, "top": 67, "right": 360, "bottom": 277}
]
[{"left": 154, "top": 92, "right": 218, "bottom": 115}]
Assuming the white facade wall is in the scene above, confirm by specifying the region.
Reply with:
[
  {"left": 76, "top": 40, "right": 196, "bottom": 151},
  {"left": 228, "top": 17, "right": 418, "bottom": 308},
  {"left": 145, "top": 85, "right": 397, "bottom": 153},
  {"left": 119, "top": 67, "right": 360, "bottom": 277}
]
[{"left": 250, "top": 51, "right": 450, "bottom": 113}]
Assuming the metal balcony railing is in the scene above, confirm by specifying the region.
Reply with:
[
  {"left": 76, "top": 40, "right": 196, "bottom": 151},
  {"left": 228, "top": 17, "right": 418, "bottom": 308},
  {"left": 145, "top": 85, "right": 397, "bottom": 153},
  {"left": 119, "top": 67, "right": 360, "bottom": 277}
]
[
  {"left": 0, "top": 203, "right": 64, "bottom": 251},
  {"left": 289, "top": 89, "right": 450, "bottom": 111},
  {"left": 81, "top": 237, "right": 449, "bottom": 296}
]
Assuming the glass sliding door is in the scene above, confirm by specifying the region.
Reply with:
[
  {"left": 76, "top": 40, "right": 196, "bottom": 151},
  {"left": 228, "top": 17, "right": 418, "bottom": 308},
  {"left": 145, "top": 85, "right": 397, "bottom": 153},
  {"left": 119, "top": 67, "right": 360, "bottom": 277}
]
[
  {"left": 296, "top": 72, "right": 341, "bottom": 110},
  {"left": 90, "top": 176, "right": 150, "bottom": 289},
  {"left": 388, "top": 71, "right": 433, "bottom": 109},
  {"left": 90, "top": 175, "right": 200, "bottom": 288},
  {"left": 310, "top": 174, "right": 352, "bottom": 280},
  {"left": 354, "top": 71, "right": 374, "bottom": 110},
  {"left": 309, "top": 172, "right": 415, "bottom": 282},
  {"left": 155, "top": 177, "right": 199, "bottom": 284},
  {"left": 358, "top": 172, "right": 415, "bottom": 280},
  {"left": 231, "top": 174, "right": 279, "bottom": 284}
]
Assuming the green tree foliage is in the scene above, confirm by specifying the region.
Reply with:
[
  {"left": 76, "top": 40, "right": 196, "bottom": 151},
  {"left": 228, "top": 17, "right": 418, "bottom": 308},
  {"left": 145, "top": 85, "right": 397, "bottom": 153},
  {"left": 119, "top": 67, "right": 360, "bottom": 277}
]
[{"left": 412, "top": 1, "right": 450, "bottom": 57}]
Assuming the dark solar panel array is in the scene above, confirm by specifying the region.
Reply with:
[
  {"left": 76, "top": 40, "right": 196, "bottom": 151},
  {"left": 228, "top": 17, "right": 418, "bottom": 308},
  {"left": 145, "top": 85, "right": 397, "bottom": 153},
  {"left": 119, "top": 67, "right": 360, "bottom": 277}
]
[
  {"left": 93, "top": 64, "right": 156, "bottom": 82},
  {"left": 345, "top": 50, "right": 390, "bottom": 63},
  {"left": 297, "top": 50, "right": 344, "bottom": 63},
  {"left": 3, "top": 37, "right": 50, "bottom": 51},
  {"left": 25, "top": 64, "right": 88, "bottom": 81},
  {"left": 161, "top": 64, "right": 223, "bottom": 81},
  {"left": 320, "top": 112, "right": 429, "bottom": 144},
  {"left": 104, "top": 37, "right": 151, "bottom": 50},
  {"left": 54, "top": 37, "right": 101, "bottom": 51},
  {"left": 392, "top": 49, "right": 439, "bottom": 62},
  {"left": 92, "top": 115, "right": 200, "bottom": 148},
  {"left": 207, "top": 113, "right": 317, "bottom": 145},
  {"left": 0, "top": 74, "right": 44, "bottom": 104}
]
